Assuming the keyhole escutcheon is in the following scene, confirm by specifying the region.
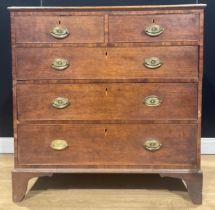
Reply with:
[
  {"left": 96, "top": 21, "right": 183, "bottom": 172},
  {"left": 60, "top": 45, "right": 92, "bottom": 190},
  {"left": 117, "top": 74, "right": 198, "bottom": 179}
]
[
  {"left": 105, "top": 88, "right": 108, "bottom": 96},
  {"left": 105, "top": 51, "right": 108, "bottom": 60},
  {"left": 104, "top": 128, "right": 108, "bottom": 136}
]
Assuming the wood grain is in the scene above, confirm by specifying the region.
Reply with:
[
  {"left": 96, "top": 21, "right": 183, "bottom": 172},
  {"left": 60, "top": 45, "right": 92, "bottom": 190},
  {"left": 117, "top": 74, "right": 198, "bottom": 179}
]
[
  {"left": 17, "top": 83, "right": 198, "bottom": 121},
  {"left": 16, "top": 46, "right": 198, "bottom": 81},
  {"left": 109, "top": 13, "right": 200, "bottom": 43},
  {"left": 17, "top": 124, "right": 197, "bottom": 168},
  {"left": 15, "top": 15, "right": 105, "bottom": 44}
]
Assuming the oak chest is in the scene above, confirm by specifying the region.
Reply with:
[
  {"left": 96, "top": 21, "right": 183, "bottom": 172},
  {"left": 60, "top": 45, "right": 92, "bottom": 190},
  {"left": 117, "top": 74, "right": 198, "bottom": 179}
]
[{"left": 9, "top": 4, "right": 206, "bottom": 204}]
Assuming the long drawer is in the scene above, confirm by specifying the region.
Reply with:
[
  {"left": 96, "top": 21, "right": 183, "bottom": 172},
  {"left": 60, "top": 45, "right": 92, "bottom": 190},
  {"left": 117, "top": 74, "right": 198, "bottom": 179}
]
[
  {"left": 16, "top": 46, "right": 198, "bottom": 80},
  {"left": 109, "top": 13, "right": 200, "bottom": 42},
  {"left": 17, "top": 124, "right": 197, "bottom": 168},
  {"left": 14, "top": 15, "right": 104, "bottom": 44},
  {"left": 17, "top": 83, "right": 197, "bottom": 121}
]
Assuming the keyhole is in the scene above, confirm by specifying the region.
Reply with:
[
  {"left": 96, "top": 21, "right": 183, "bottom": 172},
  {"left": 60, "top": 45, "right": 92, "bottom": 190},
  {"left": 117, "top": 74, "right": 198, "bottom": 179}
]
[
  {"left": 105, "top": 51, "right": 108, "bottom": 59},
  {"left": 58, "top": 20, "right": 61, "bottom": 25},
  {"left": 104, "top": 128, "right": 108, "bottom": 136},
  {"left": 152, "top": 19, "right": 155, "bottom": 23},
  {"left": 105, "top": 88, "right": 108, "bottom": 96}
]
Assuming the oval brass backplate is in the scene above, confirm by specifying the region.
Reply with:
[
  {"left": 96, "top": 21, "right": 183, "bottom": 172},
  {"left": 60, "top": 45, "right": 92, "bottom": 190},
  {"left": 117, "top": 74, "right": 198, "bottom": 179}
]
[
  {"left": 144, "top": 24, "right": 164, "bottom": 37},
  {"left": 144, "top": 95, "right": 162, "bottom": 107},
  {"left": 51, "top": 58, "right": 70, "bottom": 71},
  {"left": 52, "top": 97, "right": 70, "bottom": 109},
  {"left": 144, "top": 139, "right": 162, "bottom": 152},
  {"left": 50, "top": 139, "right": 68, "bottom": 151},
  {"left": 144, "top": 57, "right": 162, "bottom": 69},
  {"left": 50, "top": 26, "right": 70, "bottom": 39}
]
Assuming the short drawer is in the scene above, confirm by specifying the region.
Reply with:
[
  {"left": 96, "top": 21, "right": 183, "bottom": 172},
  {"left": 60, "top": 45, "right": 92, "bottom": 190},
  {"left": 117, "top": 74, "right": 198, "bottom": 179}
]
[
  {"left": 109, "top": 14, "right": 200, "bottom": 42},
  {"left": 15, "top": 15, "right": 104, "bottom": 43},
  {"left": 17, "top": 124, "right": 197, "bottom": 168},
  {"left": 17, "top": 83, "right": 197, "bottom": 121},
  {"left": 16, "top": 46, "right": 198, "bottom": 81}
]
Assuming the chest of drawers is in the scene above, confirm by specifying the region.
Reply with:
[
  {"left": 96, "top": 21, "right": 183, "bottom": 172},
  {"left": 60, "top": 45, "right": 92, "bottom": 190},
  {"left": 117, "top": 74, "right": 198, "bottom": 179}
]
[{"left": 9, "top": 4, "right": 206, "bottom": 204}]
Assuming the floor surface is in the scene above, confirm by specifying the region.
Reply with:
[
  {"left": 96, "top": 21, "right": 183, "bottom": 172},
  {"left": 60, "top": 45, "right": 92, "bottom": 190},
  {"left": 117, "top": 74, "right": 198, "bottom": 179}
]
[{"left": 0, "top": 154, "right": 214, "bottom": 210}]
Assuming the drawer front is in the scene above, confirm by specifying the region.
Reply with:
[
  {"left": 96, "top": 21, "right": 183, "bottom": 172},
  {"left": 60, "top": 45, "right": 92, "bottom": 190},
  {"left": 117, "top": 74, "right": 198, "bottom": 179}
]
[
  {"left": 15, "top": 16, "right": 104, "bottom": 43},
  {"left": 17, "top": 83, "right": 197, "bottom": 121},
  {"left": 16, "top": 46, "right": 198, "bottom": 80},
  {"left": 109, "top": 14, "right": 199, "bottom": 42},
  {"left": 17, "top": 124, "right": 197, "bottom": 168}
]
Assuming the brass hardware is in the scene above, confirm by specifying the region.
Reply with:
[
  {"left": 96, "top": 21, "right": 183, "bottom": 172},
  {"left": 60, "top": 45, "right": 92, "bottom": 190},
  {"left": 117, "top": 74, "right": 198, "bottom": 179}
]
[
  {"left": 144, "top": 24, "right": 164, "bottom": 37},
  {"left": 51, "top": 58, "right": 70, "bottom": 71},
  {"left": 144, "top": 139, "right": 162, "bottom": 152},
  {"left": 144, "top": 57, "right": 162, "bottom": 69},
  {"left": 50, "top": 26, "right": 70, "bottom": 39},
  {"left": 144, "top": 95, "right": 162, "bottom": 107},
  {"left": 52, "top": 97, "right": 70, "bottom": 109},
  {"left": 50, "top": 139, "right": 68, "bottom": 151}
]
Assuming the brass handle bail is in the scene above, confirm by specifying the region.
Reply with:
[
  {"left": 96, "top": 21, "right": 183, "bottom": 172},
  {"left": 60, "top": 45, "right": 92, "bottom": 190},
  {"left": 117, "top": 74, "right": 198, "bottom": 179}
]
[
  {"left": 144, "top": 139, "right": 162, "bottom": 152},
  {"left": 50, "top": 26, "right": 70, "bottom": 39},
  {"left": 51, "top": 58, "right": 70, "bottom": 71},
  {"left": 144, "top": 24, "right": 164, "bottom": 37},
  {"left": 50, "top": 139, "right": 68, "bottom": 151},
  {"left": 52, "top": 97, "right": 70, "bottom": 109},
  {"left": 144, "top": 57, "right": 162, "bottom": 69},
  {"left": 144, "top": 95, "right": 162, "bottom": 107}
]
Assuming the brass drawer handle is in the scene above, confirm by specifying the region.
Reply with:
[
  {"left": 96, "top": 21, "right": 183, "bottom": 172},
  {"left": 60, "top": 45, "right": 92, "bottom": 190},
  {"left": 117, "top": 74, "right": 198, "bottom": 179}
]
[
  {"left": 144, "top": 95, "right": 162, "bottom": 107},
  {"left": 144, "top": 139, "right": 162, "bottom": 152},
  {"left": 50, "top": 139, "right": 68, "bottom": 151},
  {"left": 51, "top": 58, "right": 70, "bottom": 71},
  {"left": 52, "top": 97, "right": 70, "bottom": 109},
  {"left": 144, "top": 57, "right": 162, "bottom": 69},
  {"left": 144, "top": 24, "right": 164, "bottom": 37},
  {"left": 50, "top": 26, "right": 70, "bottom": 39}
]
